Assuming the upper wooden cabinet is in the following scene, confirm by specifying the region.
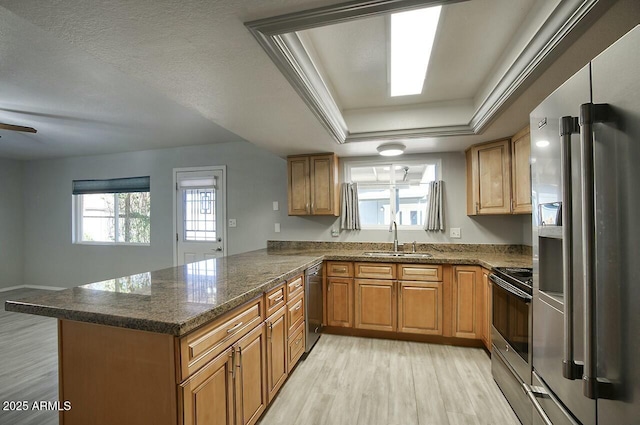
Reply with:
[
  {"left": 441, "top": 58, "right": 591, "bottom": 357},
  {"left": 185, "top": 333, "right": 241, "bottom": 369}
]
[
  {"left": 287, "top": 153, "right": 339, "bottom": 216},
  {"left": 466, "top": 126, "right": 532, "bottom": 216},
  {"left": 511, "top": 126, "right": 532, "bottom": 214},
  {"left": 466, "top": 138, "right": 512, "bottom": 215}
]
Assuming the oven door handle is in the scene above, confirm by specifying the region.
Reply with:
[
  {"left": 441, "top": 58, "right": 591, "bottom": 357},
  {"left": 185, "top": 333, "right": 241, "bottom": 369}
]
[{"left": 489, "top": 274, "right": 532, "bottom": 302}]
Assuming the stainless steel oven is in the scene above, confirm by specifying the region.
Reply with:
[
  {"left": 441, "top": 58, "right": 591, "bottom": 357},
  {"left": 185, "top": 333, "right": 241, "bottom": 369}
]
[{"left": 490, "top": 267, "right": 533, "bottom": 425}]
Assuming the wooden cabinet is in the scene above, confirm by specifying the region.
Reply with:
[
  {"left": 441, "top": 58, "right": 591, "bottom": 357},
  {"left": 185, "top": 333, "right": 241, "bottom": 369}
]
[
  {"left": 452, "top": 266, "right": 483, "bottom": 339},
  {"left": 326, "top": 277, "right": 353, "bottom": 327},
  {"left": 481, "top": 268, "right": 492, "bottom": 351},
  {"left": 287, "top": 153, "right": 339, "bottom": 216},
  {"left": 354, "top": 279, "right": 396, "bottom": 332},
  {"left": 285, "top": 274, "right": 306, "bottom": 373},
  {"left": 181, "top": 322, "right": 267, "bottom": 425},
  {"left": 511, "top": 126, "right": 532, "bottom": 214},
  {"left": 466, "top": 126, "right": 532, "bottom": 216},
  {"left": 326, "top": 261, "right": 353, "bottom": 278},
  {"left": 398, "top": 281, "right": 443, "bottom": 335},
  {"left": 466, "top": 138, "right": 512, "bottom": 215},
  {"left": 180, "top": 347, "right": 235, "bottom": 425},
  {"left": 234, "top": 324, "right": 268, "bottom": 425},
  {"left": 265, "top": 284, "right": 286, "bottom": 318},
  {"left": 287, "top": 322, "right": 305, "bottom": 373},
  {"left": 354, "top": 262, "right": 396, "bottom": 279},
  {"left": 265, "top": 306, "right": 287, "bottom": 403}
]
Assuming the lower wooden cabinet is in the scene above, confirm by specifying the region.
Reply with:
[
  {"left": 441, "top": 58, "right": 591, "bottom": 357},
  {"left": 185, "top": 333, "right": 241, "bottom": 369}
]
[
  {"left": 287, "top": 322, "right": 306, "bottom": 373},
  {"left": 452, "top": 266, "right": 482, "bottom": 339},
  {"left": 265, "top": 306, "right": 287, "bottom": 403},
  {"left": 398, "top": 281, "right": 443, "bottom": 335},
  {"left": 234, "top": 323, "right": 268, "bottom": 425},
  {"left": 180, "top": 347, "right": 235, "bottom": 425},
  {"left": 180, "top": 323, "right": 267, "bottom": 425},
  {"left": 354, "top": 279, "right": 396, "bottom": 332},
  {"left": 327, "top": 277, "right": 353, "bottom": 327}
]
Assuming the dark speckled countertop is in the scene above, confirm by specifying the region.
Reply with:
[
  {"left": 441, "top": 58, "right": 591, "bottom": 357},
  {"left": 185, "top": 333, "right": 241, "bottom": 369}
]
[{"left": 5, "top": 245, "right": 532, "bottom": 336}]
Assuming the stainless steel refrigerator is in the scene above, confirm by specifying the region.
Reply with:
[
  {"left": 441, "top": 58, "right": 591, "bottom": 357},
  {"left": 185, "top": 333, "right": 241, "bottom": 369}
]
[{"left": 529, "top": 24, "right": 640, "bottom": 425}]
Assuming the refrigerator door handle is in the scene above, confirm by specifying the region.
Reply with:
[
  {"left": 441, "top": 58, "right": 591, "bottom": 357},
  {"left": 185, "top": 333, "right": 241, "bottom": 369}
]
[
  {"left": 560, "top": 116, "right": 583, "bottom": 381},
  {"left": 579, "top": 102, "right": 614, "bottom": 400}
]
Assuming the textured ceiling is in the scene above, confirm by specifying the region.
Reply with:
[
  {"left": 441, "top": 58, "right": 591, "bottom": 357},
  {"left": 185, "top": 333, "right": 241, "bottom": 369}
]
[{"left": 0, "top": 0, "right": 638, "bottom": 160}]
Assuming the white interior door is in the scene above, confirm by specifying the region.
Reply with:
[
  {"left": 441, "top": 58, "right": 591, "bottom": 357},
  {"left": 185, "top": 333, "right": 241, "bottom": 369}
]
[{"left": 175, "top": 168, "right": 226, "bottom": 266}]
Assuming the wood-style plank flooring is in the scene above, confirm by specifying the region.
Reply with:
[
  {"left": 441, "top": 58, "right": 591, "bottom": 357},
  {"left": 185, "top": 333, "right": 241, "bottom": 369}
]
[
  {"left": 1, "top": 289, "right": 518, "bottom": 425},
  {"left": 259, "top": 335, "right": 519, "bottom": 425},
  {"left": 1, "top": 289, "right": 58, "bottom": 425}
]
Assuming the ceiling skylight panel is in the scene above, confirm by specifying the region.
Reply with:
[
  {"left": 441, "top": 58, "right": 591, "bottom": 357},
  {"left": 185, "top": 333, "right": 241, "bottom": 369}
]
[{"left": 390, "top": 6, "right": 442, "bottom": 97}]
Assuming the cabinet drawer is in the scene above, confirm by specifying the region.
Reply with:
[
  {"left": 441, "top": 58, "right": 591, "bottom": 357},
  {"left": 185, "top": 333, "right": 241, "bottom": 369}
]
[
  {"left": 287, "top": 292, "right": 304, "bottom": 333},
  {"left": 398, "top": 264, "right": 442, "bottom": 282},
  {"left": 287, "top": 274, "right": 304, "bottom": 298},
  {"left": 326, "top": 261, "right": 354, "bottom": 278},
  {"left": 179, "top": 298, "right": 263, "bottom": 381},
  {"left": 265, "top": 284, "right": 286, "bottom": 317},
  {"left": 354, "top": 262, "right": 396, "bottom": 279},
  {"left": 287, "top": 322, "right": 305, "bottom": 373}
]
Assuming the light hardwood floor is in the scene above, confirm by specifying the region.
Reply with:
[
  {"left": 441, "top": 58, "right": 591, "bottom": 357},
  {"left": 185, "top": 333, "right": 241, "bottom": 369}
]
[
  {"left": 1, "top": 289, "right": 518, "bottom": 425},
  {"left": 259, "top": 335, "right": 519, "bottom": 425},
  {"left": 1, "top": 289, "right": 59, "bottom": 425}
]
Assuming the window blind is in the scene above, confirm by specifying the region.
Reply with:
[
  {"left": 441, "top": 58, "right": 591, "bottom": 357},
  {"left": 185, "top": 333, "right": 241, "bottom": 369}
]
[{"left": 72, "top": 176, "right": 150, "bottom": 195}]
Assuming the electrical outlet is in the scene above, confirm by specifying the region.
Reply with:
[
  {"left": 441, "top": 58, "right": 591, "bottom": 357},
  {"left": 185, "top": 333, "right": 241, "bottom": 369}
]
[
  {"left": 228, "top": 219, "right": 237, "bottom": 228},
  {"left": 274, "top": 223, "right": 281, "bottom": 233},
  {"left": 331, "top": 227, "right": 340, "bottom": 237},
  {"left": 450, "top": 227, "right": 461, "bottom": 238}
]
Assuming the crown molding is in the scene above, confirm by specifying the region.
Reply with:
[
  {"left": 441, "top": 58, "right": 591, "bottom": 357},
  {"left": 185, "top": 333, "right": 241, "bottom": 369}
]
[{"left": 246, "top": 0, "right": 608, "bottom": 144}]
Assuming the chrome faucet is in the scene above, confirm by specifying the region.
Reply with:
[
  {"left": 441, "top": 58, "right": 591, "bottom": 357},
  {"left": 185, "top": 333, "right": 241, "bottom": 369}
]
[{"left": 390, "top": 220, "right": 399, "bottom": 252}]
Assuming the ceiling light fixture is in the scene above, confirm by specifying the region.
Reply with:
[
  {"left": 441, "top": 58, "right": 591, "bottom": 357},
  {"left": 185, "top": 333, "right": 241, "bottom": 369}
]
[
  {"left": 390, "top": 5, "right": 442, "bottom": 97},
  {"left": 536, "top": 140, "right": 550, "bottom": 147},
  {"left": 377, "top": 143, "right": 405, "bottom": 156}
]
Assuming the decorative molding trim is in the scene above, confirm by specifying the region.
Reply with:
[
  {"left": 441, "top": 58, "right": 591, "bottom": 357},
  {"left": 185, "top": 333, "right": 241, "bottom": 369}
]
[
  {"left": 246, "top": 0, "right": 607, "bottom": 144},
  {"left": 470, "top": 0, "right": 603, "bottom": 132}
]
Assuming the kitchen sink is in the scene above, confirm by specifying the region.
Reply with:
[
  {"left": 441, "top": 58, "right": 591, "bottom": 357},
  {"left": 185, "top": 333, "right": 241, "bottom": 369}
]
[{"left": 363, "top": 251, "right": 433, "bottom": 258}]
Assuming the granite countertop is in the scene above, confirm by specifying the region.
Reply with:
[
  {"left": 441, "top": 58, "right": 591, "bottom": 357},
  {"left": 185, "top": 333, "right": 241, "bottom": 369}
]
[{"left": 5, "top": 244, "right": 532, "bottom": 336}]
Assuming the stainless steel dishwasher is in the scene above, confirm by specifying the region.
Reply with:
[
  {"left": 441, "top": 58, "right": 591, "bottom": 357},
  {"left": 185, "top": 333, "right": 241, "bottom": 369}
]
[{"left": 304, "top": 262, "right": 323, "bottom": 355}]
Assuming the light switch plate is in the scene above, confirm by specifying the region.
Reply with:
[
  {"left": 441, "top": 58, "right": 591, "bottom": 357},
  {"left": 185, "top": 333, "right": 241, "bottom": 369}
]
[
  {"left": 228, "top": 219, "right": 237, "bottom": 228},
  {"left": 273, "top": 201, "right": 279, "bottom": 211},
  {"left": 274, "top": 223, "right": 281, "bottom": 233},
  {"left": 450, "top": 227, "right": 461, "bottom": 238}
]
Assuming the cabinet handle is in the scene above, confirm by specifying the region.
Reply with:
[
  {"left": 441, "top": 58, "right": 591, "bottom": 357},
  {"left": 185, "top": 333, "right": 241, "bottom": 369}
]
[
  {"left": 273, "top": 295, "right": 284, "bottom": 303},
  {"left": 311, "top": 201, "right": 314, "bottom": 212},
  {"left": 229, "top": 348, "right": 236, "bottom": 379},
  {"left": 295, "top": 337, "right": 302, "bottom": 345},
  {"left": 511, "top": 199, "right": 514, "bottom": 212},
  {"left": 475, "top": 202, "right": 479, "bottom": 214},
  {"left": 295, "top": 305, "right": 302, "bottom": 312},
  {"left": 267, "top": 322, "right": 273, "bottom": 340},
  {"left": 306, "top": 202, "right": 310, "bottom": 213},
  {"left": 226, "top": 322, "right": 243, "bottom": 333}
]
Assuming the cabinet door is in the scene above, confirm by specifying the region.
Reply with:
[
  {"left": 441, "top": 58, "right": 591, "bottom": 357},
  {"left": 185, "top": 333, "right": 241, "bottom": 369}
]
[
  {"left": 234, "top": 324, "right": 267, "bottom": 425},
  {"left": 287, "top": 157, "right": 310, "bottom": 215},
  {"left": 309, "top": 154, "right": 338, "bottom": 216},
  {"left": 181, "top": 347, "right": 235, "bottom": 425},
  {"left": 354, "top": 279, "right": 396, "bottom": 332},
  {"left": 398, "top": 282, "right": 443, "bottom": 335},
  {"left": 265, "top": 307, "right": 287, "bottom": 403},
  {"left": 452, "top": 266, "right": 482, "bottom": 339},
  {"left": 470, "top": 139, "right": 512, "bottom": 215},
  {"left": 326, "top": 277, "right": 353, "bottom": 327},
  {"left": 511, "top": 127, "right": 532, "bottom": 214}
]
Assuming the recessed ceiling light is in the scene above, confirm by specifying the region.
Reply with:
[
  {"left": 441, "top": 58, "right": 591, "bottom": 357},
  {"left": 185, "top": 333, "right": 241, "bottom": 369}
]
[
  {"left": 536, "top": 140, "right": 550, "bottom": 147},
  {"left": 390, "top": 6, "right": 442, "bottom": 97},
  {"left": 377, "top": 143, "right": 405, "bottom": 156}
]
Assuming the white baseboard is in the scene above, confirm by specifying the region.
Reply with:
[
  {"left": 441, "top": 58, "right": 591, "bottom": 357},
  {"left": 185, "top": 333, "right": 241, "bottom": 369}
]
[{"left": 0, "top": 284, "right": 65, "bottom": 292}]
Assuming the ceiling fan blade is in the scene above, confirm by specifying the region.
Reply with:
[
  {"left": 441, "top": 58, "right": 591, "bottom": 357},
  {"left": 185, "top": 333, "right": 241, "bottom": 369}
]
[{"left": 0, "top": 123, "right": 37, "bottom": 133}]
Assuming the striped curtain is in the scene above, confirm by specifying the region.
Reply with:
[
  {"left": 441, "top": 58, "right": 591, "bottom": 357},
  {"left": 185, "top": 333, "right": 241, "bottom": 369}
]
[
  {"left": 340, "top": 182, "right": 361, "bottom": 231},
  {"left": 424, "top": 180, "right": 444, "bottom": 231}
]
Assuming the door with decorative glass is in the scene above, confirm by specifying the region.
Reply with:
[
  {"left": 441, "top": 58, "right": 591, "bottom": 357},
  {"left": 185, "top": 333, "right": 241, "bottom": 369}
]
[{"left": 175, "top": 168, "right": 226, "bottom": 266}]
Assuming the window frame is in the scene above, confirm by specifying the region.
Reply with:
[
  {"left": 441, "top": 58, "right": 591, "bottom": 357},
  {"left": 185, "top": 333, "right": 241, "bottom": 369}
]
[
  {"left": 344, "top": 157, "right": 442, "bottom": 230},
  {"left": 73, "top": 191, "right": 151, "bottom": 246}
]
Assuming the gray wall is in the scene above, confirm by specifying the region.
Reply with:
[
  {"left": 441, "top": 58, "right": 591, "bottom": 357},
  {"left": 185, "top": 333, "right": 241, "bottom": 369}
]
[
  {"left": 22, "top": 141, "right": 287, "bottom": 288},
  {"left": 0, "top": 158, "right": 24, "bottom": 289},
  {"left": 276, "top": 152, "right": 532, "bottom": 245},
  {"left": 20, "top": 143, "right": 531, "bottom": 289}
]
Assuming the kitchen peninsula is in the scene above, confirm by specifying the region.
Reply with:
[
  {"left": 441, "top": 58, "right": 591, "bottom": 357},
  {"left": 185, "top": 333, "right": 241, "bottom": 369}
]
[{"left": 5, "top": 242, "right": 531, "bottom": 425}]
